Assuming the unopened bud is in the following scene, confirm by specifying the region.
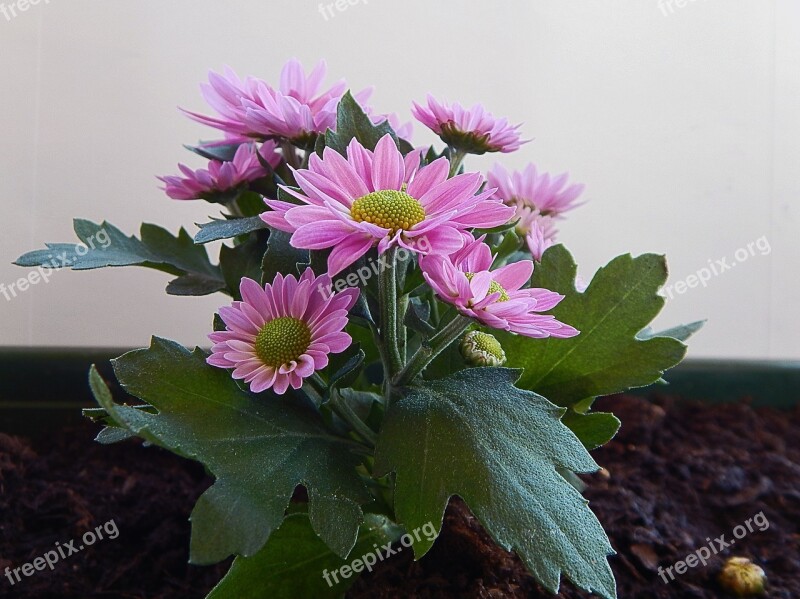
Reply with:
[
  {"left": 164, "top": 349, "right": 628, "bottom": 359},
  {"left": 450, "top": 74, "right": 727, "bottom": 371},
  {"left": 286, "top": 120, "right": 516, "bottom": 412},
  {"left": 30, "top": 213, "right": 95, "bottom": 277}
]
[
  {"left": 719, "top": 557, "right": 766, "bottom": 597},
  {"left": 460, "top": 331, "right": 506, "bottom": 367}
]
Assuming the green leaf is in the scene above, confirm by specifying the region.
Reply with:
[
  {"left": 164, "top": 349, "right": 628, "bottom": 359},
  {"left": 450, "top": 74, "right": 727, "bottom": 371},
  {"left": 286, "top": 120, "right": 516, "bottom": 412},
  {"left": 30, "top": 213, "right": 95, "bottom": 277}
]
[
  {"left": 194, "top": 216, "right": 268, "bottom": 244},
  {"left": 15, "top": 220, "right": 224, "bottom": 296},
  {"left": 185, "top": 142, "right": 241, "bottom": 162},
  {"left": 219, "top": 233, "right": 270, "bottom": 298},
  {"left": 323, "top": 91, "right": 401, "bottom": 156},
  {"left": 404, "top": 297, "right": 436, "bottom": 337},
  {"left": 166, "top": 273, "right": 229, "bottom": 296},
  {"left": 206, "top": 513, "right": 402, "bottom": 599},
  {"left": 375, "top": 368, "right": 616, "bottom": 598},
  {"left": 327, "top": 349, "right": 365, "bottom": 395},
  {"left": 561, "top": 410, "right": 621, "bottom": 450},
  {"left": 474, "top": 219, "right": 520, "bottom": 236},
  {"left": 261, "top": 229, "right": 309, "bottom": 283},
  {"left": 88, "top": 339, "right": 371, "bottom": 564},
  {"left": 637, "top": 320, "right": 706, "bottom": 342},
  {"left": 497, "top": 245, "right": 688, "bottom": 407}
]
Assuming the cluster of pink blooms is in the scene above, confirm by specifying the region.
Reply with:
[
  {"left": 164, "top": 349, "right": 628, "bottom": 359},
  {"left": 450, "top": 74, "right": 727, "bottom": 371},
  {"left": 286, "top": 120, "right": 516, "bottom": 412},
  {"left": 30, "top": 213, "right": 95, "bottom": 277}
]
[
  {"left": 488, "top": 163, "right": 585, "bottom": 261},
  {"left": 167, "top": 58, "right": 585, "bottom": 394}
]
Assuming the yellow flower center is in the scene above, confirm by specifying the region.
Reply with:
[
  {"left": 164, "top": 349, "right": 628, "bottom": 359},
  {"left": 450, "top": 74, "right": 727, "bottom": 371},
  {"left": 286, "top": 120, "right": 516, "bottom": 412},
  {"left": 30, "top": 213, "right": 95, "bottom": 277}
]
[
  {"left": 254, "top": 317, "right": 312, "bottom": 367},
  {"left": 465, "top": 272, "right": 510, "bottom": 302},
  {"left": 350, "top": 190, "right": 426, "bottom": 234}
]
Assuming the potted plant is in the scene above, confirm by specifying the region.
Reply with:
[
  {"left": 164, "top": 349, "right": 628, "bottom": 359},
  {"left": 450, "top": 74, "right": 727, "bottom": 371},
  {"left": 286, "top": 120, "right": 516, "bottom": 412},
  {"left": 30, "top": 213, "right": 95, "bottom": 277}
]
[{"left": 13, "top": 58, "right": 706, "bottom": 598}]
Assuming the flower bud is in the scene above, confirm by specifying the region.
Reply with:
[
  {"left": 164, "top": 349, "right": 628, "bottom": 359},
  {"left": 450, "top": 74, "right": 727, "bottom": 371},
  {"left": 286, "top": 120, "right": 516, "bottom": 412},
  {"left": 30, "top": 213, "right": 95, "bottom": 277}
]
[
  {"left": 718, "top": 557, "right": 766, "bottom": 597},
  {"left": 460, "top": 331, "right": 507, "bottom": 367}
]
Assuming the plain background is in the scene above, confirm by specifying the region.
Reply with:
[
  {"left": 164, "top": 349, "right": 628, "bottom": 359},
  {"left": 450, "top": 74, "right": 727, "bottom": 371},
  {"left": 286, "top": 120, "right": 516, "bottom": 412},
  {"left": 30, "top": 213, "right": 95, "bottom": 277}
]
[{"left": 0, "top": 0, "right": 797, "bottom": 359}]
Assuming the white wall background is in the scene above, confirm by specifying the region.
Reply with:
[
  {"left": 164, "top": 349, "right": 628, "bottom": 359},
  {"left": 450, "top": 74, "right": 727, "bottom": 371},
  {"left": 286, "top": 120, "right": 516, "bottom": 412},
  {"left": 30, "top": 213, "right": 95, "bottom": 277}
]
[{"left": 0, "top": 0, "right": 797, "bottom": 359}]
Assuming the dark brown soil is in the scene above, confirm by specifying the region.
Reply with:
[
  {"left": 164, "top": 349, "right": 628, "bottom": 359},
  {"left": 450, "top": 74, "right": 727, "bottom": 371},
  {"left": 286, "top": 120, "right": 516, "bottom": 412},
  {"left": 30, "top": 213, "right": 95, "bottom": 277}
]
[{"left": 1, "top": 394, "right": 799, "bottom": 598}]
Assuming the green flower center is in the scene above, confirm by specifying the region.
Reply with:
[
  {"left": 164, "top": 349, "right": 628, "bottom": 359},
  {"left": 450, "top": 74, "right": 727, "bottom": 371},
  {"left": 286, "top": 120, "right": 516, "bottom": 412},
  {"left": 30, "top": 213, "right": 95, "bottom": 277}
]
[
  {"left": 472, "top": 332, "right": 504, "bottom": 356},
  {"left": 350, "top": 190, "right": 426, "bottom": 234},
  {"left": 254, "top": 317, "right": 312, "bottom": 367},
  {"left": 465, "top": 273, "right": 510, "bottom": 302}
]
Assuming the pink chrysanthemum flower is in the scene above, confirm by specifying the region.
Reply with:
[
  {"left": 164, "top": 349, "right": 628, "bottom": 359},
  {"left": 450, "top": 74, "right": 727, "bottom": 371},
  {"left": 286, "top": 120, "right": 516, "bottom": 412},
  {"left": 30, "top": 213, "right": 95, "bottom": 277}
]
[
  {"left": 420, "top": 237, "right": 579, "bottom": 339},
  {"left": 181, "top": 66, "right": 267, "bottom": 139},
  {"left": 182, "top": 60, "right": 371, "bottom": 146},
  {"left": 488, "top": 163, "right": 585, "bottom": 217},
  {"left": 411, "top": 95, "right": 526, "bottom": 154},
  {"left": 242, "top": 60, "right": 372, "bottom": 146},
  {"left": 261, "top": 134, "right": 515, "bottom": 275},
  {"left": 207, "top": 269, "right": 358, "bottom": 395},
  {"left": 525, "top": 217, "right": 557, "bottom": 262},
  {"left": 159, "top": 142, "right": 280, "bottom": 201}
]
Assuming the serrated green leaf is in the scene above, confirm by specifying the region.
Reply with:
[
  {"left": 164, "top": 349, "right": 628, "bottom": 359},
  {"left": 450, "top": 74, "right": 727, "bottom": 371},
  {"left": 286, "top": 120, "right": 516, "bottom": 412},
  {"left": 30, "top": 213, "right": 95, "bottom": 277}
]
[
  {"left": 15, "top": 220, "right": 224, "bottom": 295},
  {"left": 561, "top": 410, "right": 621, "bottom": 450},
  {"left": 88, "top": 340, "right": 371, "bottom": 564},
  {"left": 375, "top": 368, "right": 616, "bottom": 598},
  {"left": 323, "top": 92, "right": 402, "bottom": 156},
  {"left": 194, "top": 216, "right": 268, "bottom": 244},
  {"left": 206, "top": 513, "right": 402, "bottom": 599},
  {"left": 497, "top": 245, "right": 687, "bottom": 407}
]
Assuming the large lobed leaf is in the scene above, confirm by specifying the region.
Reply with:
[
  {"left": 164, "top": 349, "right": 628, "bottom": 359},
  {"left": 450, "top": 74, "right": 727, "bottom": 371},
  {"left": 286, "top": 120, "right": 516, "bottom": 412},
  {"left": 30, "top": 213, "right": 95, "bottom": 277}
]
[
  {"left": 88, "top": 338, "right": 371, "bottom": 564},
  {"left": 15, "top": 219, "right": 224, "bottom": 296},
  {"left": 207, "top": 513, "right": 402, "bottom": 599},
  {"left": 497, "top": 245, "right": 689, "bottom": 407},
  {"left": 375, "top": 368, "right": 617, "bottom": 598}
]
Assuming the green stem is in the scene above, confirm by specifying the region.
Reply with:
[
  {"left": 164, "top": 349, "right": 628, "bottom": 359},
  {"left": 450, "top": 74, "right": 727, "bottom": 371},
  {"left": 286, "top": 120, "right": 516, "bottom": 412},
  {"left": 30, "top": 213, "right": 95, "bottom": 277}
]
[
  {"left": 281, "top": 140, "right": 301, "bottom": 170},
  {"left": 397, "top": 294, "right": 409, "bottom": 362},
  {"left": 378, "top": 247, "right": 403, "bottom": 378},
  {"left": 393, "top": 314, "right": 472, "bottom": 387},
  {"left": 448, "top": 147, "right": 468, "bottom": 178},
  {"left": 330, "top": 392, "right": 378, "bottom": 448}
]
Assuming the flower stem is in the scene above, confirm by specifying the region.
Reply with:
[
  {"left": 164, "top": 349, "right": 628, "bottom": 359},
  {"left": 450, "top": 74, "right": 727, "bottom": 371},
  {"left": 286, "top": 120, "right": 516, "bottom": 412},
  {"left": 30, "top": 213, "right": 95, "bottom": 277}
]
[
  {"left": 448, "top": 147, "right": 468, "bottom": 178},
  {"left": 378, "top": 247, "right": 403, "bottom": 378},
  {"left": 281, "top": 140, "right": 301, "bottom": 170},
  {"left": 330, "top": 391, "right": 378, "bottom": 448},
  {"left": 393, "top": 314, "right": 472, "bottom": 387}
]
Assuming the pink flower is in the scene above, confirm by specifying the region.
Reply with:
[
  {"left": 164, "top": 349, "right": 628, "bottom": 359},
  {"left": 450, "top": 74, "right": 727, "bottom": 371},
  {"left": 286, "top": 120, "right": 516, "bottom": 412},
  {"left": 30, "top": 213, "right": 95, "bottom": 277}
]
[
  {"left": 159, "top": 143, "right": 280, "bottom": 201},
  {"left": 488, "top": 163, "right": 584, "bottom": 217},
  {"left": 411, "top": 95, "right": 526, "bottom": 154},
  {"left": 525, "top": 217, "right": 557, "bottom": 262},
  {"left": 181, "top": 66, "right": 267, "bottom": 139},
  {"left": 207, "top": 269, "right": 358, "bottom": 394},
  {"left": 420, "top": 237, "right": 579, "bottom": 339},
  {"left": 182, "top": 59, "right": 371, "bottom": 146},
  {"left": 261, "top": 134, "right": 515, "bottom": 275},
  {"left": 242, "top": 59, "right": 372, "bottom": 145}
]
